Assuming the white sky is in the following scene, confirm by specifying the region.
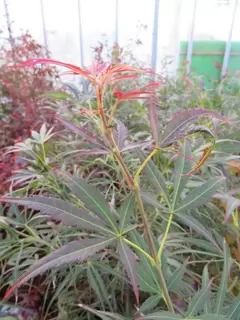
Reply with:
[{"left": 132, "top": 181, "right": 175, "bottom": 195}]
[{"left": 1, "top": 0, "right": 240, "bottom": 71}]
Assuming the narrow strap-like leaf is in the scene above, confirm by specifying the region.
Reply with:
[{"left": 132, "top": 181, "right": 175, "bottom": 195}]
[
  {"left": 202, "top": 265, "right": 212, "bottom": 314},
  {"left": 114, "top": 122, "right": 128, "bottom": 150},
  {"left": 57, "top": 171, "right": 118, "bottom": 233},
  {"left": 226, "top": 297, "right": 240, "bottom": 319},
  {"left": 5, "top": 237, "right": 115, "bottom": 298},
  {"left": 137, "top": 311, "right": 182, "bottom": 319},
  {"left": 167, "top": 263, "right": 186, "bottom": 291},
  {"left": 175, "top": 177, "right": 225, "bottom": 212},
  {"left": 118, "top": 239, "right": 139, "bottom": 304},
  {"left": 118, "top": 193, "right": 135, "bottom": 232},
  {"left": 175, "top": 213, "right": 221, "bottom": 253},
  {"left": 172, "top": 141, "right": 192, "bottom": 210},
  {"left": 199, "top": 315, "right": 229, "bottom": 320},
  {"left": 140, "top": 295, "right": 161, "bottom": 313},
  {"left": 0, "top": 197, "right": 111, "bottom": 234},
  {"left": 148, "top": 101, "right": 159, "bottom": 145},
  {"left": 87, "top": 264, "right": 112, "bottom": 311},
  {"left": 79, "top": 304, "right": 127, "bottom": 320},
  {"left": 121, "top": 140, "right": 153, "bottom": 152},
  {"left": 215, "top": 239, "right": 231, "bottom": 314},
  {"left": 138, "top": 150, "right": 170, "bottom": 207},
  {"left": 187, "top": 282, "right": 212, "bottom": 317},
  {"left": 57, "top": 117, "right": 108, "bottom": 149}
]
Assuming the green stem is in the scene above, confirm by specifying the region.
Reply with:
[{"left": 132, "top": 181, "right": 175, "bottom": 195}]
[
  {"left": 157, "top": 212, "right": 174, "bottom": 263},
  {"left": 123, "top": 238, "right": 155, "bottom": 265},
  {"left": 97, "top": 92, "right": 174, "bottom": 312},
  {"left": 135, "top": 185, "right": 174, "bottom": 313}
]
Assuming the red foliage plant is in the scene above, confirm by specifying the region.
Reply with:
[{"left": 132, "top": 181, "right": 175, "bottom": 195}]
[{"left": 0, "top": 31, "right": 59, "bottom": 194}]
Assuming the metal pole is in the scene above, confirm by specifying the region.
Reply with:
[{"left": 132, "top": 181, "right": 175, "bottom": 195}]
[
  {"left": 40, "top": 0, "right": 49, "bottom": 51},
  {"left": 115, "top": 0, "right": 119, "bottom": 44},
  {"left": 77, "top": 0, "right": 84, "bottom": 67},
  {"left": 151, "top": 0, "right": 160, "bottom": 75},
  {"left": 3, "top": 0, "right": 14, "bottom": 46},
  {"left": 221, "top": 0, "right": 238, "bottom": 78},
  {"left": 186, "top": 0, "right": 197, "bottom": 74}
]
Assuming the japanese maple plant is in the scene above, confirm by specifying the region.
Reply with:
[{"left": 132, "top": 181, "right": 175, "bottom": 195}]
[{"left": 1, "top": 58, "right": 236, "bottom": 319}]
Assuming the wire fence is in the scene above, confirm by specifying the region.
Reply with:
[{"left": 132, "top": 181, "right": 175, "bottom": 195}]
[{"left": 1, "top": 0, "right": 240, "bottom": 76}]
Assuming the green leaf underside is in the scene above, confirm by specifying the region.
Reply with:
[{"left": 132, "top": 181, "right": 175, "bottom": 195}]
[
  {"left": 5, "top": 237, "right": 115, "bottom": 298},
  {"left": 215, "top": 239, "right": 231, "bottom": 314},
  {"left": 137, "top": 311, "right": 182, "bottom": 319},
  {"left": 138, "top": 149, "right": 170, "bottom": 206},
  {"left": 57, "top": 171, "right": 118, "bottom": 232},
  {"left": 175, "top": 213, "right": 219, "bottom": 250},
  {"left": 172, "top": 141, "right": 192, "bottom": 210},
  {"left": 167, "top": 264, "right": 186, "bottom": 291},
  {"left": 0, "top": 197, "right": 111, "bottom": 234},
  {"left": 118, "top": 239, "right": 139, "bottom": 304},
  {"left": 118, "top": 193, "right": 135, "bottom": 232},
  {"left": 175, "top": 177, "right": 225, "bottom": 212},
  {"left": 187, "top": 283, "right": 212, "bottom": 317},
  {"left": 140, "top": 295, "right": 161, "bottom": 313},
  {"left": 202, "top": 265, "right": 212, "bottom": 313}
]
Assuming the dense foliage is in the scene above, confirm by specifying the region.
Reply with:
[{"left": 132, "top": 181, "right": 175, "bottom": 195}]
[{"left": 1, "top": 38, "right": 240, "bottom": 320}]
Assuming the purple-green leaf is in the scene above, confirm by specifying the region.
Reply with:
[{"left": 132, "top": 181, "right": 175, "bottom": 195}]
[
  {"left": 5, "top": 237, "right": 115, "bottom": 298},
  {"left": 0, "top": 196, "right": 111, "bottom": 234},
  {"left": 121, "top": 140, "right": 153, "bottom": 152},
  {"left": 75, "top": 149, "right": 109, "bottom": 156},
  {"left": 57, "top": 117, "right": 108, "bottom": 149},
  {"left": 118, "top": 239, "right": 139, "bottom": 305},
  {"left": 118, "top": 193, "right": 135, "bottom": 232},
  {"left": 214, "top": 193, "right": 240, "bottom": 222},
  {"left": 148, "top": 101, "right": 159, "bottom": 145},
  {"left": 114, "top": 122, "right": 128, "bottom": 150},
  {"left": 160, "top": 108, "right": 228, "bottom": 147}
]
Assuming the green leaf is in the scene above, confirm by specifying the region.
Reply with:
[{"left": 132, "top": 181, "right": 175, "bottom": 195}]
[
  {"left": 0, "top": 197, "right": 111, "bottom": 234},
  {"left": 137, "top": 311, "right": 182, "bottom": 319},
  {"left": 172, "top": 141, "right": 192, "bottom": 210},
  {"left": 118, "top": 239, "right": 139, "bottom": 304},
  {"left": 202, "top": 265, "right": 212, "bottom": 313},
  {"left": 57, "top": 117, "right": 107, "bottom": 148},
  {"left": 57, "top": 171, "right": 118, "bottom": 233},
  {"left": 198, "top": 315, "right": 229, "bottom": 320},
  {"left": 167, "top": 263, "right": 186, "bottom": 291},
  {"left": 160, "top": 108, "right": 228, "bottom": 147},
  {"left": 78, "top": 304, "right": 128, "bottom": 320},
  {"left": 215, "top": 139, "right": 240, "bottom": 153},
  {"left": 175, "top": 213, "right": 221, "bottom": 252},
  {"left": 131, "top": 231, "right": 161, "bottom": 294},
  {"left": 87, "top": 264, "right": 111, "bottom": 311},
  {"left": 140, "top": 295, "right": 161, "bottom": 313},
  {"left": 175, "top": 177, "right": 225, "bottom": 212},
  {"left": 138, "top": 150, "right": 171, "bottom": 207},
  {"left": 40, "top": 90, "right": 73, "bottom": 100},
  {"left": 187, "top": 282, "right": 212, "bottom": 317},
  {"left": 118, "top": 193, "right": 135, "bottom": 232},
  {"left": 226, "top": 297, "right": 240, "bottom": 319},
  {"left": 215, "top": 239, "right": 232, "bottom": 314},
  {"left": 5, "top": 237, "right": 115, "bottom": 298}
]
